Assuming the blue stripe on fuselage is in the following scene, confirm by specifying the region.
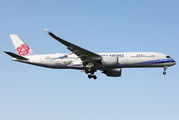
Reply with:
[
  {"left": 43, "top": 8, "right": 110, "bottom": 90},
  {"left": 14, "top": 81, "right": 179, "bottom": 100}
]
[
  {"left": 135, "top": 59, "right": 175, "bottom": 65},
  {"left": 58, "top": 55, "right": 68, "bottom": 59}
]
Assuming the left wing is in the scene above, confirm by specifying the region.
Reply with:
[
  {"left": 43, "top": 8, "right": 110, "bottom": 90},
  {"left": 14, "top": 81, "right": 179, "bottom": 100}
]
[{"left": 44, "top": 29, "right": 101, "bottom": 63}]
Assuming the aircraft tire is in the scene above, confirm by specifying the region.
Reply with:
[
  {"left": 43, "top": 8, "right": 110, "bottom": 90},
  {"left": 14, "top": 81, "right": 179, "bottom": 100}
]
[
  {"left": 88, "top": 74, "right": 92, "bottom": 79},
  {"left": 93, "top": 75, "right": 97, "bottom": 80}
]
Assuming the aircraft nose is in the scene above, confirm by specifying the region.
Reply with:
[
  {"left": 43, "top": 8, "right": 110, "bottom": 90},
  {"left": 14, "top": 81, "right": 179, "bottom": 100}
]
[{"left": 171, "top": 59, "right": 176, "bottom": 65}]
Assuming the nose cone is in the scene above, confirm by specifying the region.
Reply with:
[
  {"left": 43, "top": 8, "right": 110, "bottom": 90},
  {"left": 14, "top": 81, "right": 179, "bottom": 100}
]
[{"left": 171, "top": 59, "right": 176, "bottom": 66}]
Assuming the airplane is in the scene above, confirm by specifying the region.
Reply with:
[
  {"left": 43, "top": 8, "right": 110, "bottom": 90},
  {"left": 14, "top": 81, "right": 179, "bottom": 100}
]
[{"left": 4, "top": 29, "right": 176, "bottom": 79}]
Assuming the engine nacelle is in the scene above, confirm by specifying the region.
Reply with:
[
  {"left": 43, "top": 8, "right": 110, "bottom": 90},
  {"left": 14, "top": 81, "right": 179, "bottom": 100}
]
[
  {"left": 101, "top": 56, "right": 118, "bottom": 67},
  {"left": 102, "top": 68, "right": 122, "bottom": 77}
]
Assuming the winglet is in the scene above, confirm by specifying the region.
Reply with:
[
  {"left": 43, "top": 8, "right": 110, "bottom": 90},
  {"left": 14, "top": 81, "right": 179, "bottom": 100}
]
[{"left": 44, "top": 28, "right": 54, "bottom": 35}]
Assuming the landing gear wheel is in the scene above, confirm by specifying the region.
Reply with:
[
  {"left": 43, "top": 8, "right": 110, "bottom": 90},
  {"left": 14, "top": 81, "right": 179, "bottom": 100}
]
[
  {"left": 163, "top": 71, "right": 166, "bottom": 75},
  {"left": 93, "top": 75, "right": 97, "bottom": 80},
  {"left": 88, "top": 74, "right": 92, "bottom": 79},
  {"left": 90, "top": 71, "right": 94, "bottom": 75},
  {"left": 88, "top": 74, "right": 97, "bottom": 79},
  {"left": 85, "top": 70, "right": 89, "bottom": 74},
  {"left": 86, "top": 68, "right": 97, "bottom": 79}
]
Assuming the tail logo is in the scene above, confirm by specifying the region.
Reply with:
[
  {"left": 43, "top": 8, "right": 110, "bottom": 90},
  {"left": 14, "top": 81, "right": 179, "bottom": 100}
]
[{"left": 16, "top": 44, "right": 30, "bottom": 56}]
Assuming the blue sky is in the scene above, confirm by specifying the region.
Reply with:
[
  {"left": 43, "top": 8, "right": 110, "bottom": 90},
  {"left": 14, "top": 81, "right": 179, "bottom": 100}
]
[{"left": 1, "top": 0, "right": 179, "bottom": 120}]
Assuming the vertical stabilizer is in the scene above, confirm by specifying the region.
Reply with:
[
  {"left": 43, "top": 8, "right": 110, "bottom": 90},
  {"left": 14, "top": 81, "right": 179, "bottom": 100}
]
[{"left": 10, "top": 35, "right": 36, "bottom": 56}]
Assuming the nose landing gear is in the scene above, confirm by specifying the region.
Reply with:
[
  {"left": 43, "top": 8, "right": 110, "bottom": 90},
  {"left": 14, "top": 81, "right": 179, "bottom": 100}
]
[{"left": 163, "top": 67, "right": 167, "bottom": 75}]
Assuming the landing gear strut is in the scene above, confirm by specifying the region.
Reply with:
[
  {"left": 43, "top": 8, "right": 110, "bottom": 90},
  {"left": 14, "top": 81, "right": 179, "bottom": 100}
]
[{"left": 163, "top": 67, "right": 167, "bottom": 75}]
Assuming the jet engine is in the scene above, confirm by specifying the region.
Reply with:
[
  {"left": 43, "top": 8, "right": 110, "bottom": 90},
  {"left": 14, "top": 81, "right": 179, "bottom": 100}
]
[
  {"left": 102, "top": 68, "right": 122, "bottom": 77},
  {"left": 101, "top": 56, "right": 118, "bottom": 67}
]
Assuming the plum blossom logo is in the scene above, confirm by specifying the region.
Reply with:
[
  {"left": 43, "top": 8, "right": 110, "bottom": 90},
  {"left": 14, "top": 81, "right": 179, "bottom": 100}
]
[{"left": 16, "top": 44, "right": 30, "bottom": 56}]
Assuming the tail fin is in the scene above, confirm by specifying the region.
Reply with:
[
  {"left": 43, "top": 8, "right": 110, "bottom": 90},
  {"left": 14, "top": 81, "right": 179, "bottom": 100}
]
[{"left": 10, "top": 35, "right": 36, "bottom": 56}]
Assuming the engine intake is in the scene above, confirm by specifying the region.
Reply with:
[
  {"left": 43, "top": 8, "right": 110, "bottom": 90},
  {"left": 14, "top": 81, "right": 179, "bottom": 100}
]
[
  {"left": 102, "top": 68, "right": 122, "bottom": 77},
  {"left": 101, "top": 56, "right": 118, "bottom": 67}
]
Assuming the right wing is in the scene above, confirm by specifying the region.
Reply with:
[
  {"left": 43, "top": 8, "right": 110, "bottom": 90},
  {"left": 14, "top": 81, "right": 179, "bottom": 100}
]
[{"left": 44, "top": 29, "right": 102, "bottom": 63}]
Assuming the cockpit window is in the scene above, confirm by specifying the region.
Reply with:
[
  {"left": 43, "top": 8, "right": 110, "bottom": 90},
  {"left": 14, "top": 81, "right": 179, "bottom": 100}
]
[{"left": 166, "top": 56, "right": 171, "bottom": 58}]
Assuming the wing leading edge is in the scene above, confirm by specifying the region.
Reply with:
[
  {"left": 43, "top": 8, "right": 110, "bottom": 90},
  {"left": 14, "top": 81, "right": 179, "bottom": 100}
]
[{"left": 44, "top": 29, "right": 101, "bottom": 63}]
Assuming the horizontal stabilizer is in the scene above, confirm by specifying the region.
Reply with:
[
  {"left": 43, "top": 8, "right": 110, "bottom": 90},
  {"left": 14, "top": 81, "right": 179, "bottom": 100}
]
[{"left": 4, "top": 51, "right": 29, "bottom": 60}]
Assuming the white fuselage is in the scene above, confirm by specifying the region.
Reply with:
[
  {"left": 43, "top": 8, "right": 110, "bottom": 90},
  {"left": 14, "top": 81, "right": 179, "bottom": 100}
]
[
  {"left": 13, "top": 52, "right": 176, "bottom": 70},
  {"left": 6, "top": 31, "right": 176, "bottom": 78}
]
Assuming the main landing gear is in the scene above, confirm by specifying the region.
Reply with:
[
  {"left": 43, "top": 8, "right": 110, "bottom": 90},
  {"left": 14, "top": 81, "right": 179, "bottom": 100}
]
[
  {"left": 88, "top": 74, "right": 97, "bottom": 79},
  {"left": 85, "top": 70, "right": 97, "bottom": 80},
  {"left": 163, "top": 67, "right": 167, "bottom": 75}
]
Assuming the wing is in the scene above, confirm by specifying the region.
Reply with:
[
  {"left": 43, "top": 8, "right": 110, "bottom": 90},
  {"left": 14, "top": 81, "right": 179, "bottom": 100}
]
[{"left": 44, "top": 29, "right": 101, "bottom": 63}]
